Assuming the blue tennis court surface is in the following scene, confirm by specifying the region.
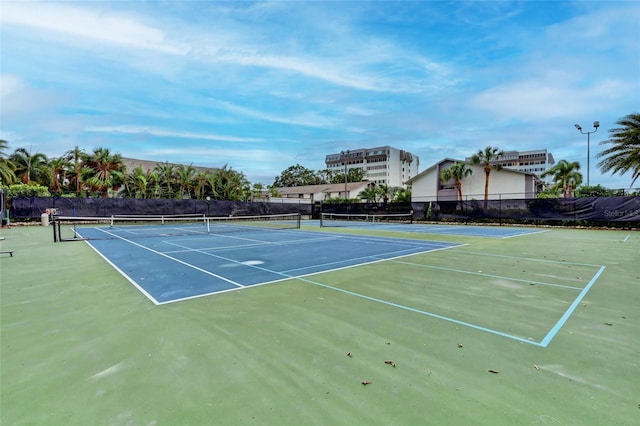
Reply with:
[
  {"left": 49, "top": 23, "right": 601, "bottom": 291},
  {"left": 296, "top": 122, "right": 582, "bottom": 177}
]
[{"left": 82, "top": 226, "right": 460, "bottom": 305}]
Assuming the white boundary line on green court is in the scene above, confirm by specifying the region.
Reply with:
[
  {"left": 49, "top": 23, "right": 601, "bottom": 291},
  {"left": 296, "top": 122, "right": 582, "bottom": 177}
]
[{"left": 450, "top": 249, "right": 604, "bottom": 268}]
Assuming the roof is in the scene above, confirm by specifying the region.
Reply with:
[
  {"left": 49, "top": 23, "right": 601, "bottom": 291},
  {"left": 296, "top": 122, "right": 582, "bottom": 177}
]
[
  {"left": 274, "top": 181, "right": 371, "bottom": 195},
  {"left": 405, "top": 158, "right": 538, "bottom": 185}
]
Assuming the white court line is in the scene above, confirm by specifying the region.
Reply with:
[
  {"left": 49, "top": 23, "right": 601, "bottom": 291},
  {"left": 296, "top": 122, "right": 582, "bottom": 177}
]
[
  {"left": 388, "top": 259, "right": 583, "bottom": 290},
  {"left": 94, "top": 228, "right": 245, "bottom": 289},
  {"left": 454, "top": 250, "right": 603, "bottom": 268},
  {"left": 162, "top": 235, "right": 342, "bottom": 254}
]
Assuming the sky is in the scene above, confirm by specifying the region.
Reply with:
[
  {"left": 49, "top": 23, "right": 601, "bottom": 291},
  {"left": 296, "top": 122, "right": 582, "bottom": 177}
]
[{"left": 1, "top": 1, "right": 639, "bottom": 188}]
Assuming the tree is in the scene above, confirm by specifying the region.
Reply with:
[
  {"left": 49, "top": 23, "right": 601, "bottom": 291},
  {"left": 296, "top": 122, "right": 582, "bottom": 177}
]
[
  {"left": 154, "top": 162, "right": 177, "bottom": 199},
  {"left": 192, "top": 170, "right": 211, "bottom": 200},
  {"left": 9, "top": 147, "right": 50, "bottom": 185},
  {"left": 393, "top": 188, "right": 411, "bottom": 203},
  {"left": 330, "top": 167, "right": 366, "bottom": 185},
  {"left": 597, "top": 113, "right": 640, "bottom": 186},
  {"left": 541, "top": 160, "right": 582, "bottom": 198},
  {"left": 124, "top": 166, "right": 148, "bottom": 198},
  {"left": 471, "top": 146, "right": 504, "bottom": 208},
  {"left": 209, "top": 164, "right": 250, "bottom": 201},
  {"left": 358, "top": 186, "right": 378, "bottom": 202},
  {"left": 316, "top": 169, "right": 333, "bottom": 184},
  {"left": 80, "top": 147, "right": 126, "bottom": 197},
  {"left": 175, "top": 164, "right": 196, "bottom": 199},
  {"left": 48, "top": 155, "right": 71, "bottom": 194},
  {"left": 273, "top": 164, "right": 320, "bottom": 187},
  {"left": 0, "top": 140, "right": 17, "bottom": 185},
  {"left": 440, "top": 162, "right": 473, "bottom": 203},
  {"left": 251, "top": 183, "right": 265, "bottom": 200},
  {"left": 64, "top": 146, "right": 86, "bottom": 195}
]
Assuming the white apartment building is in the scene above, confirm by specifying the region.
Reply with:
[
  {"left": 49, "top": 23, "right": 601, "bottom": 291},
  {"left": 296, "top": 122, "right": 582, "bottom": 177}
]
[{"left": 324, "top": 146, "right": 419, "bottom": 188}]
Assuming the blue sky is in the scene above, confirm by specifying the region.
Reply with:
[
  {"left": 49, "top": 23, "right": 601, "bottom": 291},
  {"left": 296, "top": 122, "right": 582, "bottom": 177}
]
[{"left": 1, "top": 1, "right": 638, "bottom": 188}]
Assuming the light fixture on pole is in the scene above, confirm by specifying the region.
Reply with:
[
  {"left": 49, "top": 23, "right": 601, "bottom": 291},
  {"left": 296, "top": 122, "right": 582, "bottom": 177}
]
[
  {"left": 341, "top": 150, "right": 350, "bottom": 199},
  {"left": 574, "top": 121, "right": 599, "bottom": 187}
]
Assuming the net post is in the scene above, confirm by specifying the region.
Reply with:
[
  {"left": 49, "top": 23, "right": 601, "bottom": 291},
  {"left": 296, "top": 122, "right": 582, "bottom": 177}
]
[
  {"left": 52, "top": 216, "right": 58, "bottom": 242},
  {"left": 297, "top": 212, "right": 301, "bottom": 229},
  {"left": 319, "top": 213, "right": 324, "bottom": 227}
]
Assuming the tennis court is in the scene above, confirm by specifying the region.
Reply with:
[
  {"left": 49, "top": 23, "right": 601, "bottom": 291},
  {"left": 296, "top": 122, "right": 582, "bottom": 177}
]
[
  {"left": 318, "top": 212, "right": 547, "bottom": 238},
  {"left": 1, "top": 221, "right": 638, "bottom": 425},
  {"left": 54, "top": 215, "right": 602, "bottom": 347},
  {"left": 74, "top": 220, "right": 460, "bottom": 304}
]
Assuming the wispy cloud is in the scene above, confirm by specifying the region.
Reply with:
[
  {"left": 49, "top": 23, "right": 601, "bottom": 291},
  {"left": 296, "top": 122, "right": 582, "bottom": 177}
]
[
  {"left": 86, "top": 126, "right": 263, "bottom": 143},
  {"left": 1, "top": 2, "right": 189, "bottom": 54},
  {"left": 1, "top": 1, "right": 637, "bottom": 188}
]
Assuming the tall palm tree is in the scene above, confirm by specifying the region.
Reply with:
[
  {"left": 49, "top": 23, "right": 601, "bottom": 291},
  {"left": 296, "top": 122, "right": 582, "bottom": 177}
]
[
  {"left": 145, "top": 170, "right": 162, "bottom": 198},
  {"left": 0, "top": 140, "right": 17, "bottom": 185},
  {"left": 80, "top": 147, "right": 125, "bottom": 197},
  {"left": 154, "top": 162, "right": 177, "bottom": 199},
  {"left": 213, "top": 165, "right": 250, "bottom": 201},
  {"left": 597, "top": 113, "right": 640, "bottom": 186},
  {"left": 64, "top": 146, "right": 86, "bottom": 195},
  {"left": 471, "top": 146, "right": 504, "bottom": 208},
  {"left": 9, "top": 147, "right": 50, "bottom": 185},
  {"left": 48, "top": 155, "right": 71, "bottom": 194},
  {"left": 175, "top": 164, "right": 196, "bottom": 199},
  {"left": 124, "top": 166, "right": 148, "bottom": 198},
  {"left": 251, "top": 183, "right": 265, "bottom": 200},
  {"left": 192, "top": 170, "right": 211, "bottom": 200},
  {"left": 541, "top": 160, "right": 582, "bottom": 198},
  {"left": 440, "top": 162, "right": 473, "bottom": 203}
]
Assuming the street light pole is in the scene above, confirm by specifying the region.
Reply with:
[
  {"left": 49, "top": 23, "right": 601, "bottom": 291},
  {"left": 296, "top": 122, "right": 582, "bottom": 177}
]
[
  {"left": 574, "top": 121, "right": 599, "bottom": 187},
  {"left": 341, "top": 150, "right": 349, "bottom": 199}
]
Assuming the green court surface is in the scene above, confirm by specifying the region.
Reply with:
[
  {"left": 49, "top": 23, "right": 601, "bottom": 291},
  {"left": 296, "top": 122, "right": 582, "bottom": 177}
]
[{"left": 1, "top": 224, "right": 638, "bottom": 425}]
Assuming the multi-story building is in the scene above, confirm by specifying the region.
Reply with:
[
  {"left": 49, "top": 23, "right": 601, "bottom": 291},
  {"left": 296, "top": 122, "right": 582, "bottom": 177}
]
[
  {"left": 466, "top": 149, "right": 555, "bottom": 178},
  {"left": 324, "top": 146, "right": 419, "bottom": 188}
]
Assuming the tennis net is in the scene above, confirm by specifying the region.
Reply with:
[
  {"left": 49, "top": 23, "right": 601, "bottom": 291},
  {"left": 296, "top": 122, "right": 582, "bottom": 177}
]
[
  {"left": 53, "top": 213, "right": 301, "bottom": 242},
  {"left": 319, "top": 212, "right": 413, "bottom": 227}
]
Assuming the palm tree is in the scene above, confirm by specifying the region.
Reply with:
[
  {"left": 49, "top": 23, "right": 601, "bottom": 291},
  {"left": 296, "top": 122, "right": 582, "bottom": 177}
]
[
  {"left": 471, "top": 146, "right": 504, "bottom": 208},
  {"left": 9, "top": 147, "right": 50, "bottom": 185},
  {"left": 145, "top": 170, "right": 162, "bottom": 198},
  {"left": 440, "top": 162, "right": 473, "bottom": 203},
  {"left": 64, "top": 146, "right": 86, "bottom": 195},
  {"left": 316, "top": 168, "right": 333, "bottom": 184},
  {"left": 251, "top": 183, "right": 265, "bottom": 200},
  {"left": 192, "top": 170, "right": 211, "bottom": 200},
  {"left": 597, "top": 113, "right": 640, "bottom": 186},
  {"left": 0, "top": 140, "right": 17, "bottom": 185},
  {"left": 358, "top": 186, "right": 378, "bottom": 203},
  {"left": 124, "top": 166, "right": 148, "bottom": 198},
  {"left": 154, "top": 162, "right": 177, "bottom": 199},
  {"left": 541, "top": 160, "right": 582, "bottom": 198},
  {"left": 175, "top": 164, "right": 196, "bottom": 199},
  {"left": 394, "top": 188, "right": 411, "bottom": 203},
  {"left": 80, "top": 147, "right": 126, "bottom": 197},
  {"left": 48, "top": 155, "right": 71, "bottom": 194}
]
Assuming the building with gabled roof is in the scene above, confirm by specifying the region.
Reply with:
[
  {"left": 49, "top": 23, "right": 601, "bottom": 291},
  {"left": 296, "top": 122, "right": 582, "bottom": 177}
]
[{"left": 406, "top": 158, "right": 538, "bottom": 202}]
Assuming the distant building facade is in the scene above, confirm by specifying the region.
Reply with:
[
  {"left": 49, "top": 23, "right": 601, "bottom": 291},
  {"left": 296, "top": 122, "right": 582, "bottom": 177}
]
[
  {"left": 264, "top": 182, "right": 373, "bottom": 202},
  {"left": 121, "top": 158, "right": 216, "bottom": 174},
  {"left": 466, "top": 149, "right": 555, "bottom": 177},
  {"left": 325, "top": 146, "right": 419, "bottom": 188}
]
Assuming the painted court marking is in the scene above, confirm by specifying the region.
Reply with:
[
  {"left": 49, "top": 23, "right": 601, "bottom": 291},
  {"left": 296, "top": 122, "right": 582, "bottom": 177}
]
[
  {"left": 81, "top": 225, "right": 605, "bottom": 347},
  {"left": 84, "top": 227, "right": 460, "bottom": 305}
]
